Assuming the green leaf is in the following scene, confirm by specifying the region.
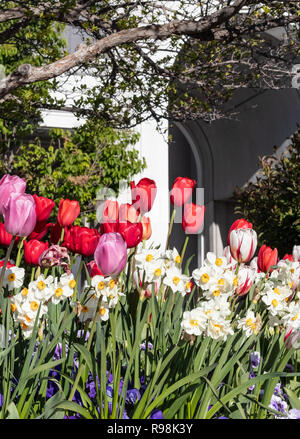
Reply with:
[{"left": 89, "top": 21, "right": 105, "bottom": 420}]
[{"left": 6, "top": 402, "right": 20, "bottom": 419}]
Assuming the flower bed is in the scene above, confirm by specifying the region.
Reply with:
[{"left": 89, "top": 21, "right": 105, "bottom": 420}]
[{"left": 0, "top": 174, "right": 299, "bottom": 419}]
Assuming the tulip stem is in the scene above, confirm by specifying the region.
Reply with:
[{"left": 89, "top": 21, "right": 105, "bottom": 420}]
[
  {"left": 180, "top": 236, "right": 189, "bottom": 267},
  {"left": 165, "top": 208, "right": 176, "bottom": 251},
  {"left": 15, "top": 237, "right": 25, "bottom": 267},
  {"left": 0, "top": 235, "right": 16, "bottom": 293},
  {"left": 58, "top": 227, "right": 65, "bottom": 246}
]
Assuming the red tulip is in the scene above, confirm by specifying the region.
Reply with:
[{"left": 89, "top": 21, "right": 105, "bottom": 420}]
[
  {"left": 170, "top": 177, "right": 196, "bottom": 207},
  {"left": 86, "top": 260, "right": 103, "bottom": 278},
  {"left": 24, "top": 239, "right": 49, "bottom": 266},
  {"left": 227, "top": 218, "right": 252, "bottom": 245},
  {"left": 63, "top": 225, "right": 100, "bottom": 257},
  {"left": 119, "top": 203, "right": 139, "bottom": 223},
  {"left": 28, "top": 220, "right": 51, "bottom": 241},
  {"left": 0, "top": 223, "right": 20, "bottom": 247},
  {"left": 57, "top": 199, "right": 80, "bottom": 227},
  {"left": 100, "top": 199, "right": 119, "bottom": 233},
  {"left": 130, "top": 178, "right": 157, "bottom": 214},
  {"left": 182, "top": 203, "right": 205, "bottom": 234},
  {"left": 141, "top": 216, "right": 152, "bottom": 241},
  {"left": 118, "top": 221, "right": 143, "bottom": 248},
  {"left": 257, "top": 245, "right": 278, "bottom": 273},
  {"left": 0, "top": 259, "right": 15, "bottom": 269},
  {"left": 33, "top": 194, "right": 55, "bottom": 222},
  {"left": 283, "top": 254, "right": 294, "bottom": 262},
  {"left": 50, "top": 223, "right": 63, "bottom": 245}
]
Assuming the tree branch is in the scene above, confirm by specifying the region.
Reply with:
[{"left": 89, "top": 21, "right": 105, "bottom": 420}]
[{"left": 0, "top": 0, "right": 249, "bottom": 99}]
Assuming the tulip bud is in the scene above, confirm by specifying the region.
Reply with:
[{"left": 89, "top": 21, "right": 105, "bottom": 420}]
[
  {"left": 284, "top": 329, "right": 300, "bottom": 350},
  {"left": 57, "top": 199, "right": 80, "bottom": 227},
  {"left": 182, "top": 202, "right": 205, "bottom": 234},
  {"left": 235, "top": 266, "right": 256, "bottom": 296},
  {"left": 141, "top": 216, "right": 152, "bottom": 241},
  {"left": 170, "top": 177, "right": 196, "bottom": 207},
  {"left": 257, "top": 244, "right": 278, "bottom": 273},
  {"left": 24, "top": 239, "right": 49, "bottom": 266},
  {"left": 3, "top": 192, "right": 36, "bottom": 237},
  {"left": 0, "top": 174, "right": 26, "bottom": 215},
  {"left": 130, "top": 178, "right": 157, "bottom": 214},
  {"left": 227, "top": 218, "right": 253, "bottom": 245},
  {"left": 33, "top": 194, "right": 55, "bottom": 222},
  {"left": 94, "top": 232, "right": 127, "bottom": 277},
  {"left": 229, "top": 228, "right": 257, "bottom": 263}
]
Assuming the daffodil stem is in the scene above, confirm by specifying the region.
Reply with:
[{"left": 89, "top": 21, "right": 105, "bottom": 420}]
[
  {"left": 0, "top": 236, "right": 16, "bottom": 294},
  {"left": 165, "top": 208, "right": 176, "bottom": 251},
  {"left": 68, "top": 296, "right": 102, "bottom": 403}
]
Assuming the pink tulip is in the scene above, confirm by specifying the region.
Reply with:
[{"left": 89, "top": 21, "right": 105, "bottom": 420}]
[
  {"left": 229, "top": 228, "right": 257, "bottom": 263},
  {"left": 0, "top": 174, "right": 26, "bottom": 215},
  {"left": 94, "top": 232, "right": 127, "bottom": 277},
  {"left": 3, "top": 192, "right": 36, "bottom": 237}
]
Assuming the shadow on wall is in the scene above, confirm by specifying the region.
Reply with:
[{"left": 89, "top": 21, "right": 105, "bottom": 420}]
[{"left": 168, "top": 87, "right": 300, "bottom": 269}]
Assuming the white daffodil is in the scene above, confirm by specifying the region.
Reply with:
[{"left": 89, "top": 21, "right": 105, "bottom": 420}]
[
  {"left": 237, "top": 310, "right": 261, "bottom": 337},
  {"left": 192, "top": 265, "right": 216, "bottom": 291},
  {"left": 204, "top": 252, "right": 228, "bottom": 273},
  {"left": 282, "top": 302, "right": 300, "bottom": 330},
  {"left": 163, "top": 266, "right": 190, "bottom": 295},
  {"left": 29, "top": 275, "right": 54, "bottom": 302},
  {"left": 97, "top": 303, "right": 110, "bottom": 322},
  {"left": 4, "top": 266, "right": 25, "bottom": 291},
  {"left": 144, "top": 259, "right": 166, "bottom": 283},
  {"left": 261, "top": 289, "right": 289, "bottom": 316},
  {"left": 59, "top": 273, "right": 77, "bottom": 295},
  {"left": 206, "top": 315, "right": 234, "bottom": 341},
  {"left": 134, "top": 248, "right": 160, "bottom": 271},
  {"left": 51, "top": 276, "right": 75, "bottom": 305},
  {"left": 162, "top": 247, "right": 182, "bottom": 269},
  {"left": 91, "top": 274, "right": 107, "bottom": 298},
  {"left": 79, "top": 293, "right": 99, "bottom": 323},
  {"left": 181, "top": 308, "right": 207, "bottom": 336}
]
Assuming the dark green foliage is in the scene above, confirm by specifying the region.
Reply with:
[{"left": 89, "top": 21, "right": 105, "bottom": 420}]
[{"left": 234, "top": 130, "right": 300, "bottom": 258}]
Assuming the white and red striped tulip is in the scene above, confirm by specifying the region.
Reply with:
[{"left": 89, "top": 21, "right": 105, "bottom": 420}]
[{"left": 229, "top": 228, "right": 257, "bottom": 263}]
